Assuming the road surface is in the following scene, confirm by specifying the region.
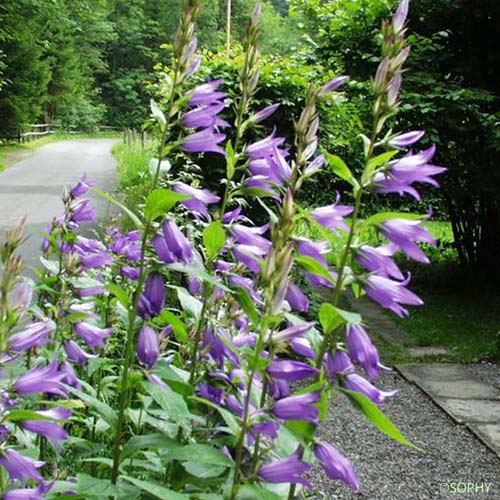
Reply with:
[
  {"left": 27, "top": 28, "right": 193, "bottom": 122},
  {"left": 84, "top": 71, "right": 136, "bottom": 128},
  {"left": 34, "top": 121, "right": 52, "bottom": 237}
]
[{"left": 0, "top": 139, "right": 118, "bottom": 270}]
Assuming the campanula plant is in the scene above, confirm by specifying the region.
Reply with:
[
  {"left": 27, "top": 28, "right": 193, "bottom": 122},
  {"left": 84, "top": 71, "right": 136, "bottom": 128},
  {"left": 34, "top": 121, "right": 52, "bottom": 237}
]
[{"left": 0, "top": 1, "right": 445, "bottom": 498}]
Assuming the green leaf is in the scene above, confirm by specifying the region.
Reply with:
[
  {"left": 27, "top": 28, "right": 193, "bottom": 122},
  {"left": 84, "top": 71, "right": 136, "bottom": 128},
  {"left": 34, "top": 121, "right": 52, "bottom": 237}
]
[
  {"left": 183, "top": 461, "right": 227, "bottom": 478},
  {"left": 123, "top": 476, "right": 189, "bottom": 500},
  {"left": 325, "top": 152, "right": 356, "bottom": 186},
  {"left": 170, "top": 443, "right": 233, "bottom": 466},
  {"left": 40, "top": 257, "right": 59, "bottom": 275},
  {"left": 364, "top": 212, "right": 425, "bottom": 226},
  {"left": 106, "top": 283, "right": 130, "bottom": 307},
  {"left": 319, "top": 303, "right": 343, "bottom": 334},
  {"left": 338, "top": 388, "right": 423, "bottom": 451},
  {"left": 67, "top": 387, "right": 117, "bottom": 427},
  {"left": 232, "top": 286, "right": 260, "bottom": 326},
  {"left": 174, "top": 286, "right": 203, "bottom": 322},
  {"left": 335, "top": 307, "right": 362, "bottom": 325},
  {"left": 367, "top": 150, "right": 399, "bottom": 170},
  {"left": 226, "top": 140, "right": 236, "bottom": 180},
  {"left": 92, "top": 188, "right": 143, "bottom": 229},
  {"left": 143, "top": 381, "right": 191, "bottom": 432},
  {"left": 236, "top": 485, "right": 282, "bottom": 500},
  {"left": 150, "top": 99, "right": 166, "bottom": 126},
  {"left": 285, "top": 420, "right": 316, "bottom": 441},
  {"left": 156, "top": 309, "right": 187, "bottom": 343},
  {"left": 120, "top": 433, "right": 178, "bottom": 462},
  {"left": 295, "top": 255, "right": 336, "bottom": 285},
  {"left": 6, "top": 409, "right": 57, "bottom": 423},
  {"left": 144, "top": 188, "right": 190, "bottom": 220},
  {"left": 203, "top": 220, "right": 226, "bottom": 260},
  {"left": 191, "top": 396, "right": 239, "bottom": 436},
  {"left": 75, "top": 474, "right": 117, "bottom": 498}
]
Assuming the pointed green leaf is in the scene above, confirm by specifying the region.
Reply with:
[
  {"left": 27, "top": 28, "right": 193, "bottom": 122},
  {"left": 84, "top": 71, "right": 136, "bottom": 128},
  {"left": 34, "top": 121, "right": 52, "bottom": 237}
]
[
  {"left": 144, "top": 189, "right": 190, "bottom": 220},
  {"left": 338, "top": 388, "right": 423, "bottom": 451},
  {"left": 325, "top": 152, "right": 356, "bottom": 185},
  {"left": 92, "top": 188, "right": 143, "bottom": 229},
  {"left": 364, "top": 212, "right": 425, "bottom": 227},
  {"left": 203, "top": 220, "right": 226, "bottom": 260},
  {"left": 123, "top": 476, "right": 189, "bottom": 500},
  {"left": 295, "top": 255, "right": 336, "bottom": 285}
]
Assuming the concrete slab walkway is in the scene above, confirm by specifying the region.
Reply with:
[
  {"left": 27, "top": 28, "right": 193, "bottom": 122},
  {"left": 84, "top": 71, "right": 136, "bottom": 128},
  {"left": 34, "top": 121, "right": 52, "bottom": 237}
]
[
  {"left": 397, "top": 363, "right": 500, "bottom": 457},
  {"left": 0, "top": 139, "right": 118, "bottom": 268}
]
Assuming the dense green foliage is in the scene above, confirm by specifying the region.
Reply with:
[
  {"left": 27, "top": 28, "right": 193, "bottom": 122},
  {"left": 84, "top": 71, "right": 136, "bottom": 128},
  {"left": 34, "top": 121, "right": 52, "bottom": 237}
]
[{"left": 0, "top": 0, "right": 300, "bottom": 134}]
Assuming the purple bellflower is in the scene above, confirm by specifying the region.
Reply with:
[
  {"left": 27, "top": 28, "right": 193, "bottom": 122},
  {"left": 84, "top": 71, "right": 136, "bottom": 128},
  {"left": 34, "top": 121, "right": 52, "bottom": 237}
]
[
  {"left": 258, "top": 448, "right": 312, "bottom": 488},
  {"left": 319, "top": 76, "right": 349, "bottom": 97},
  {"left": 20, "top": 421, "right": 69, "bottom": 451},
  {"left": 310, "top": 196, "right": 353, "bottom": 233},
  {"left": 285, "top": 282, "right": 310, "bottom": 313},
  {"left": 324, "top": 349, "right": 355, "bottom": 377},
  {"left": 250, "top": 103, "right": 280, "bottom": 123},
  {"left": 0, "top": 449, "right": 44, "bottom": 483},
  {"left": 356, "top": 243, "right": 404, "bottom": 280},
  {"left": 364, "top": 274, "right": 422, "bottom": 317},
  {"left": 374, "top": 145, "right": 446, "bottom": 200},
  {"left": 13, "top": 359, "right": 68, "bottom": 397},
  {"left": 380, "top": 218, "right": 436, "bottom": 263},
  {"left": 136, "top": 325, "right": 160, "bottom": 369},
  {"left": 173, "top": 182, "right": 220, "bottom": 219},
  {"left": 389, "top": 130, "right": 425, "bottom": 149},
  {"left": 137, "top": 273, "right": 166, "bottom": 319},
  {"left": 273, "top": 391, "right": 321, "bottom": 424},
  {"left": 3, "top": 483, "right": 54, "bottom": 500},
  {"left": 267, "top": 360, "right": 319, "bottom": 382},
  {"left": 314, "top": 441, "right": 361, "bottom": 491},
  {"left": 74, "top": 322, "right": 113, "bottom": 350},
  {"left": 153, "top": 220, "right": 193, "bottom": 266},
  {"left": 347, "top": 324, "right": 389, "bottom": 380},
  {"left": 70, "top": 174, "right": 94, "bottom": 198},
  {"left": 64, "top": 340, "right": 96, "bottom": 366},
  {"left": 8, "top": 320, "right": 55, "bottom": 352},
  {"left": 182, "top": 129, "right": 226, "bottom": 156},
  {"left": 344, "top": 373, "right": 397, "bottom": 406}
]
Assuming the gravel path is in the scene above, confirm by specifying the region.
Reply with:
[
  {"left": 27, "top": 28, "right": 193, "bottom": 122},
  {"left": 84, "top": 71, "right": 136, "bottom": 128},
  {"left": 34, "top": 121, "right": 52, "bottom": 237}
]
[{"left": 309, "top": 371, "right": 499, "bottom": 499}]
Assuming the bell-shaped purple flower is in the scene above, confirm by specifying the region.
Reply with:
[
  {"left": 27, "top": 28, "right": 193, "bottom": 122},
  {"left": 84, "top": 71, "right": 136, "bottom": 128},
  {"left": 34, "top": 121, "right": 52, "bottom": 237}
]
[
  {"left": 374, "top": 145, "right": 446, "bottom": 200},
  {"left": 344, "top": 373, "right": 397, "bottom": 406},
  {"left": 258, "top": 448, "right": 312, "bottom": 488},
  {"left": 291, "top": 337, "right": 316, "bottom": 359},
  {"left": 182, "top": 129, "right": 226, "bottom": 156},
  {"left": 356, "top": 243, "right": 404, "bottom": 280},
  {"left": 188, "top": 80, "right": 226, "bottom": 107},
  {"left": 137, "top": 273, "right": 165, "bottom": 319},
  {"left": 250, "top": 103, "right": 280, "bottom": 123},
  {"left": 153, "top": 220, "right": 193, "bottom": 266},
  {"left": 273, "top": 391, "right": 320, "bottom": 424},
  {"left": 389, "top": 130, "right": 425, "bottom": 149},
  {"left": 8, "top": 320, "right": 55, "bottom": 352},
  {"left": 324, "top": 349, "right": 355, "bottom": 377},
  {"left": 64, "top": 340, "right": 96, "bottom": 366},
  {"left": 21, "top": 421, "right": 69, "bottom": 451},
  {"left": 380, "top": 218, "right": 435, "bottom": 263},
  {"left": 13, "top": 359, "right": 67, "bottom": 397},
  {"left": 182, "top": 102, "right": 228, "bottom": 129},
  {"left": 347, "top": 324, "right": 389, "bottom": 380},
  {"left": 69, "top": 199, "right": 96, "bottom": 223},
  {"left": 8, "top": 279, "right": 33, "bottom": 314},
  {"left": 196, "top": 382, "right": 224, "bottom": 405},
  {"left": 74, "top": 322, "right": 113, "bottom": 350},
  {"left": 136, "top": 325, "right": 159, "bottom": 369},
  {"left": 267, "top": 360, "right": 319, "bottom": 382},
  {"left": 314, "top": 441, "right": 360, "bottom": 491},
  {"left": 0, "top": 449, "right": 44, "bottom": 483},
  {"left": 70, "top": 174, "right": 94, "bottom": 198},
  {"left": 393, "top": 0, "right": 409, "bottom": 33},
  {"left": 272, "top": 321, "right": 315, "bottom": 344},
  {"left": 319, "top": 75, "right": 349, "bottom": 97},
  {"left": 173, "top": 182, "right": 220, "bottom": 219},
  {"left": 285, "top": 282, "right": 309, "bottom": 313},
  {"left": 3, "top": 483, "right": 54, "bottom": 500},
  {"left": 310, "top": 196, "right": 353, "bottom": 233},
  {"left": 364, "top": 274, "right": 422, "bottom": 317}
]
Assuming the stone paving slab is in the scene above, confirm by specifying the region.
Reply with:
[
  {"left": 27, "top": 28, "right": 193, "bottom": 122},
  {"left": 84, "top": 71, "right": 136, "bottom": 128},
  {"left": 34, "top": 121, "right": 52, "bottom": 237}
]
[
  {"left": 397, "top": 363, "right": 500, "bottom": 458},
  {"left": 469, "top": 424, "right": 500, "bottom": 457},
  {"left": 407, "top": 346, "right": 452, "bottom": 358}
]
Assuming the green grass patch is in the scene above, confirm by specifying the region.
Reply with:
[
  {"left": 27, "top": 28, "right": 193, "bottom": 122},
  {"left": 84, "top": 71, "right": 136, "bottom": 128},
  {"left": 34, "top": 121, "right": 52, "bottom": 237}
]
[
  {"left": 112, "top": 142, "right": 152, "bottom": 226},
  {"left": 395, "top": 289, "right": 500, "bottom": 362}
]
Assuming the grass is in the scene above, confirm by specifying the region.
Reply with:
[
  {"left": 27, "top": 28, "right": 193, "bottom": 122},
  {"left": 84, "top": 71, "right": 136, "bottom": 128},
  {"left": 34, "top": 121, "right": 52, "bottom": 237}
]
[
  {"left": 112, "top": 141, "right": 152, "bottom": 227},
  {"left": 300, "top": 215, "right": 499, "bottom": 363}
]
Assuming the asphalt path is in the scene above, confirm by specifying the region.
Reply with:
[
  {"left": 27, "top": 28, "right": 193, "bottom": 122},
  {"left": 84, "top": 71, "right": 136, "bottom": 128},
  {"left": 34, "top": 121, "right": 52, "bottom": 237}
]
[{"left": 0, "top": 139, "right": 118, "bottom": 270}]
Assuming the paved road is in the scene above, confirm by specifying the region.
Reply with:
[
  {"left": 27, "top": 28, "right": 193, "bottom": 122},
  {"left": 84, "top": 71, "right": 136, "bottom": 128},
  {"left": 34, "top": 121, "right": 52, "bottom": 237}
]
[{"left": 0, "top": 139, "right": 118, "bottom": 270}]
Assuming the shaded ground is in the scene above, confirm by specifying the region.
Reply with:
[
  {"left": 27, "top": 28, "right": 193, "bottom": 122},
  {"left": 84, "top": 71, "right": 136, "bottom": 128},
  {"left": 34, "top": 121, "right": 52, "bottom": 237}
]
[{"left": 0, "top": 139, "right": 118, "bottom": 269}]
